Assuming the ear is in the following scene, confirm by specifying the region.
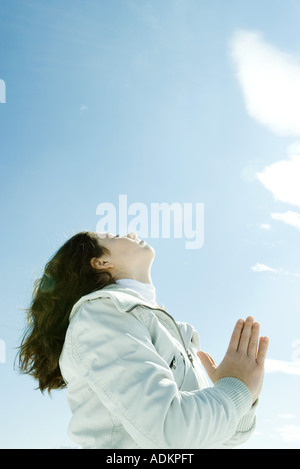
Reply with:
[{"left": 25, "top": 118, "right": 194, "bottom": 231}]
[{"left": 90, "top": 257, "right": 115, "bottom": 271}]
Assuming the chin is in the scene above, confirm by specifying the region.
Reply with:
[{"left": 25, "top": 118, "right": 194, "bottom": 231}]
[
  {"left": 145, "top": 243, "right": 155, "bottom": 258},
  {"left": 137, "top": 239, "right": 155, "bottom": 258}
]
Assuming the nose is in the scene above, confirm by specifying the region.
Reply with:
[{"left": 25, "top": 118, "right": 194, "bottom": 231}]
[{"left": 127, "top": 232, "right": 137, "bottom": 239}]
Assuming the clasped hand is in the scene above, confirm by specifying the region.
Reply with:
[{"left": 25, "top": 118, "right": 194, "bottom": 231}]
[{"left": 197, "top": 316, "right": 269, "bottom": 404}]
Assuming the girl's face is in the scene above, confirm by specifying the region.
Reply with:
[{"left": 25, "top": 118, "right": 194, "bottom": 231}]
[{"left": 91, "top": 232, "right": 155, "bottom": 280}]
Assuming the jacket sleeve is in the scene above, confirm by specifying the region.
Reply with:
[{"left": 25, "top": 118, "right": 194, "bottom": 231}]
[
  {"left": 70, "top": 299, "right": 253, "bottom": 449},
  {"left": 189, "top": 328, "right": 258, "bottom": 449},
  {"left": 221, "top": 399, "right": 258, "bottom": 448}
]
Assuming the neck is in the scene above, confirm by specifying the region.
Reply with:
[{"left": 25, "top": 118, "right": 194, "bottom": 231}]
[
  {"left": 115, "top": 277, "right": 157, "bottom": 307},
  {"left": 114, "top": 271, "right": 152, "bottom": 285}
]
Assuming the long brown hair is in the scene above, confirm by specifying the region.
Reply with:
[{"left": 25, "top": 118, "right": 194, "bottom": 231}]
[{"left": 17, "top": 231, "right": 115, "bottom": 394}]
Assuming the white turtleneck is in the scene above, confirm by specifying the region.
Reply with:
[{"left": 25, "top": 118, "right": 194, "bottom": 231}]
[{"left": 115, "top": 278, "right": 157, "bottom": 307}]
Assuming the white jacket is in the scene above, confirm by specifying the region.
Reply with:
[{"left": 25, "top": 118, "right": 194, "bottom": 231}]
[{"left": 59, "top": 284, "right": 257, "bottom": 449}]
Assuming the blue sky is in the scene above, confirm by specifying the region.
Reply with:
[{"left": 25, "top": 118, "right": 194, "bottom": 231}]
[{"left": 1, "top": 0, "right": 300, "bottom": 449}]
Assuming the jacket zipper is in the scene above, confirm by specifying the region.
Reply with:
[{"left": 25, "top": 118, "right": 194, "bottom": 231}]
[{"left": 126, "top": 303, "right": 194, "bottom": 368}]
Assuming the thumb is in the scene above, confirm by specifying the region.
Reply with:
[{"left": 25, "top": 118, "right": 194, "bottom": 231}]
[{"left": 197, "top": 351, "right": 217, "bottom": 382}]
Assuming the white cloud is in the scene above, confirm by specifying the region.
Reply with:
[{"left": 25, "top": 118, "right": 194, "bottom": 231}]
[
  {"left": 271, "top": 211, "right": 300, "bottom": 230},
  {"left": 231, "top": 31, "right": 300, "bottom": 234},
  {"left": 265, "top": 359, "right": 300, "bottom": 376},
  {"left": 230, "top": 30, "right": 300, "bottom": 136},
  {"left": 251, "top": 263, "right": 281, "bottom": 273},
  {"left": 251, "top": 263, "right": 300, "bottom": 278},
  {"left": 259, "top": 223, "right": 271, "bottom": 230},
  {"left": 257, "top": 154, "right": 300, "bottom": 208},
  {"left": 256, "top": 152, "right": 300, "bottom": 231}
]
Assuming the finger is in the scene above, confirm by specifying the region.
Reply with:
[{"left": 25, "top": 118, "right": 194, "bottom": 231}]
[
  {"left": 197, "top": 351, "right": 215, "bottom": 367},
  {"left": 198, "top": 351, "right": 217, "bottom": 367},
  {"left": 257, "top": 336, "right": 269, "bottom": 366},
  {"left": 197, "top": 351, "right": 217, "bottom": 382},
  {"left": 238, "top": 316, "right": 255, "bottom": 353},
  {"left": 248, "top": 322, "right": 260, "bottom": 359},
  {"left": 205, "top": 352, "right": 217, "bottom": 367},
  {"left": 227, "top": 319, "right": 245, "bottom": 353}
]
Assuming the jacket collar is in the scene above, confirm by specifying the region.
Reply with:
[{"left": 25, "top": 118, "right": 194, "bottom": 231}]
[
  {"left": 68, "top": 284, "right": 199, "bottom": 350},
  {"left": 69, "top": 283, "right": 158, "bottom": 321}
]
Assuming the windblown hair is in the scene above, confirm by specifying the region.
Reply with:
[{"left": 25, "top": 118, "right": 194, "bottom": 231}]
[{"left": 17, "top": 231, "right": 115, "bottom": 394}]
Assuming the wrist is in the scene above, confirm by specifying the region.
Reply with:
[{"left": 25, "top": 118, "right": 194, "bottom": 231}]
[{"left": 214, "top": 377, "right": 253, "bottom": 419}]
